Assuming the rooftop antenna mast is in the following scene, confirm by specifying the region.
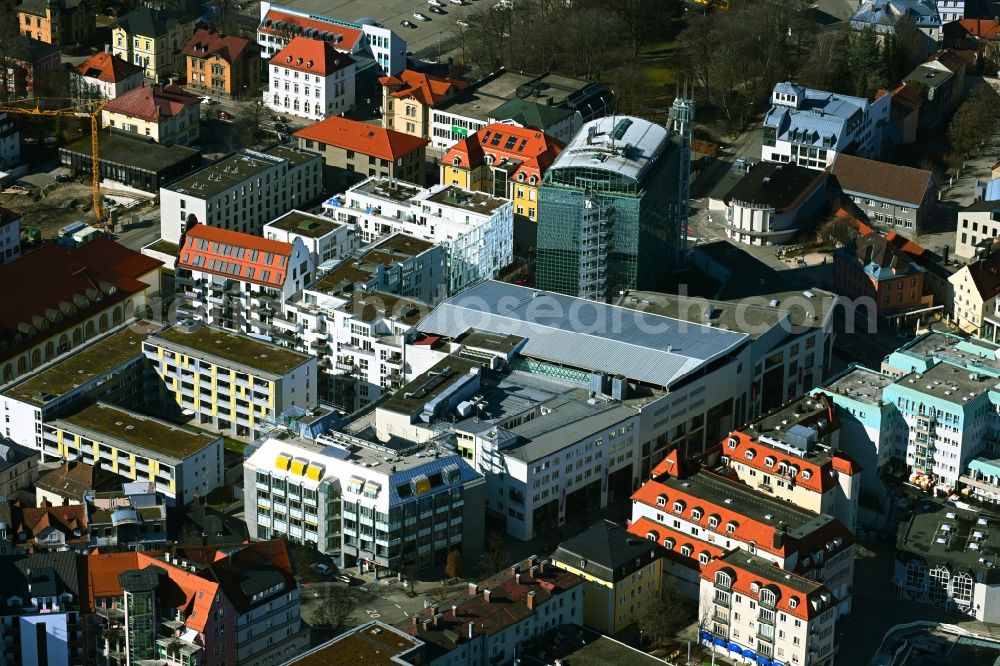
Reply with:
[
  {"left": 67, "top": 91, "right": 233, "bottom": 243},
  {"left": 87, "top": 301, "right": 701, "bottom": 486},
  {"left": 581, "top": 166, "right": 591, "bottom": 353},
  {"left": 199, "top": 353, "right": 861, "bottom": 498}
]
[{"left": 668, "top": 74, "right": 695, "bottom": 266}]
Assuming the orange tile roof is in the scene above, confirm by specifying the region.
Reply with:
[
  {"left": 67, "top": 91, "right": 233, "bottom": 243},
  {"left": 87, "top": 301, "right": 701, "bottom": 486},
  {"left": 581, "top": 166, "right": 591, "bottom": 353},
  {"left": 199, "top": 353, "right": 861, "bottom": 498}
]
[
  {"left": 701, "top": 555, "right": 832, "bottom": 620},
  {"left": 103, "top": 84, "right": 200, "bottom": 123},
  {"left": 269, "top": 36, "right": 354, "bottom": 77},
  {"left": 716, "top": 431, "right": 858, "bottom": 494},
  {"left": 259, "top": 8, "right": 364, "bottom": 50},
  {"left": 294, "top": 116, "right": 428, "bottom": 161},
  {"left": 627, "top": 517, "right": 726, "bottom": 567},
  {"left": 178, "top": 224, "right": 293, "bottom": 289},
  {"left": 183, "top": 28, "right": 255, "bottom": 63},
  {"left": 442, "top": 123, "right": 563, "bottom": 182},
  {"left": 71, "top": 52, "right": 142, "bottom": 84},
  {"left": 952, "top": 18, "right": 1000, "bottom": 40},
  {"left": 84, "top": 550, "right": 220, "bottom": 631},
  {"left": 378, "top": 68, "right": 468, "bottom": 106}
]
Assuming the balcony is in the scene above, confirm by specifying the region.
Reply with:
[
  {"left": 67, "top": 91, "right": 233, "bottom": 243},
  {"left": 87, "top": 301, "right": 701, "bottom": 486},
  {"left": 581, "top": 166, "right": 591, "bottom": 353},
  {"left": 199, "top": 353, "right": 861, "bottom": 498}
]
[
  {"left": 335, "top": 359, "right": 358, "bottom": 373},
  {"left": 714, "top": 596, "right": 730, "bottom": 608}
]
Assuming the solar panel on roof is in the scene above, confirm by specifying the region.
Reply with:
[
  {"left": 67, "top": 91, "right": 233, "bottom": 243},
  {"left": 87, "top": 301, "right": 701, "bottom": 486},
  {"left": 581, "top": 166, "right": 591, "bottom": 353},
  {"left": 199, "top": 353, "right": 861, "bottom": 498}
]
[{"left": 504, "top": 135, "right": 517, "bottom": 150}]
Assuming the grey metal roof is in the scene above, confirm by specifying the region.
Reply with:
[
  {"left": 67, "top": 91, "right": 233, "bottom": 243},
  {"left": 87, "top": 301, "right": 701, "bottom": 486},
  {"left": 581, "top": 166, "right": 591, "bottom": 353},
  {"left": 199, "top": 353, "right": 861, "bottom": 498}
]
[
  {"left": 547, "top": 116, "right": 668, "bottom": 183},
  {"left": 507, "top": 400, "right": 636, "bottom": 463},
  {"left": 553, "top": 519, "right": 662, "bottom": 582},
  {"left": 415, "top": 281, "right": 749, "bottom": 388}
]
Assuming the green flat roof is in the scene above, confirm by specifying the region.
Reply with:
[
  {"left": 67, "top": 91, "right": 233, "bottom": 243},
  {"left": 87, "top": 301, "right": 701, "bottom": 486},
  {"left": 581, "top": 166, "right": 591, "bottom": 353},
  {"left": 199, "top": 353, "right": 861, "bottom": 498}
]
[
  {"left": 58, "top": 402, "right": 218, "bottom": 459},
  {"left": 150, "top": 324, "right": 312, "bottom": 377},
  {"left": 7, "top": 323, "right": 156, "bottom": 406}
]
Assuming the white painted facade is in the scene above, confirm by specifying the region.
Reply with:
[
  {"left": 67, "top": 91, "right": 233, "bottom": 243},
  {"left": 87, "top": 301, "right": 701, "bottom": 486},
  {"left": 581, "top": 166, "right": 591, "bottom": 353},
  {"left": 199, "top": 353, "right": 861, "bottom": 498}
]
[
  {"left": 263, "top": 210, "right": 356, "bottom": 266},
  {"left": 324, "top": 178, "right": 513, "bottom": 295},
  {"left": 937, "top": 0, "right": 965, "bottom": 22},
  {"left": 0, "top": 210, "right": 21, "bottom": 264},
  {"left": 265, "top": 54, "right": 355, "bottom": 122},
  {"left": 0, "top": 113, "right": 21, "bottom": 169},
  {"left": 159, "top": 147, "right": 323, "bottom": 244}
]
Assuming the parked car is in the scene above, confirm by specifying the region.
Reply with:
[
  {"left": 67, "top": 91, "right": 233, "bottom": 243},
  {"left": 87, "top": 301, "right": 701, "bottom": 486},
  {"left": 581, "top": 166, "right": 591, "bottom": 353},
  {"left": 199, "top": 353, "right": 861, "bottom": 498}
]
[
  {"left": 456, "top": 19, "right": 469, "bottom": 27},
  {"left": 430, "top": 5, "right": 446, "bottom": 13},
  {"left": 451, "top": 0, "right": 465, "bottom": 4},
  {"left": 219, "top": 111, "right": 235, "bottom": 121},
  {"left": 310, "top": 563, "right": 331, "bottom": 575},
  {"left": 428, "top": 0, "right": 444, "bottom": 6},
  {"left": 400, "top": 18, "right": 416, "bottom": 27},
  {"left": 413, "top": 11, "right": 429, "bottom": 20},
  {"left": 336, "top": 574, "right": 352, "bottom": 584},
  {"left": 55, "top": 174, "right": 74, "bottom": 183}
]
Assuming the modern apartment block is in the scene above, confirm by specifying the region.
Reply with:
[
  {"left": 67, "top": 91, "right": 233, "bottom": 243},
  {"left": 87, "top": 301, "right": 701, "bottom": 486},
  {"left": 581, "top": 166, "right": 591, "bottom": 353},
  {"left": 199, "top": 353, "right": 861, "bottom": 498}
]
[
  {"left": 244, "top": 429, "right": 485, "bottom": 572},
  {"left": 257, "top": 1, "right": 406, "bottom": 75},
  {"left": 42, "top": 402, "right": 223, "bottom": 505},
  {"left": 144, "top": 322, "right": 318, "bottom": 441},
  {"left": 324, "top": 177, "right": 513, "bottom": 295},
  {"left": 159, "top": 146, "right": 323, "bottom": 244},
  {"left": 263, "top": 209, "right": 356, "bottom": 266},
  {"left": 397, "top": 557, "right": 584, "bottom": 665},
  {"left": 699, "top": 551, "right": 839, "bottom": 666},
  {"left": 175, "top": 224, "right": 314, "bottom": 338},
  {"left": 536, "top": 116, "right": 683, "bottom": 300},
  {"left": 762, "top": 82, "right": 891, "bottom": 169}
]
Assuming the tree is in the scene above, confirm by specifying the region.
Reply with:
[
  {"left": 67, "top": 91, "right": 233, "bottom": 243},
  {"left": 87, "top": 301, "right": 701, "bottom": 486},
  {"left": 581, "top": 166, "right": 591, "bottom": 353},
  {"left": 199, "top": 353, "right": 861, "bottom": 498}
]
[
  {"left": 948, "top": 84, "right": 1000, "bottom": 163},
  {"left": 313, "top": 587, "right": 357, "bottom": 631},
  {"left": 445, "top": 550, "right": 463, "bottom": 580},
  {"left": 796, "top": 31, "right": 850, "bottom": 94},
  {"left": 846, "top": 27, "right": 887, "bottom": 98},
  {"left": 428, "top": 584, "right": 450, "bottom": 603},
  {"left": 0, "top": 22, "right": 31, "bottom": 103},
  {"left": 636, "top": 581, "right": 694, "bottom": 649},
  {"left": 478, "top": 531, "right": 510, "bottom": 576}
]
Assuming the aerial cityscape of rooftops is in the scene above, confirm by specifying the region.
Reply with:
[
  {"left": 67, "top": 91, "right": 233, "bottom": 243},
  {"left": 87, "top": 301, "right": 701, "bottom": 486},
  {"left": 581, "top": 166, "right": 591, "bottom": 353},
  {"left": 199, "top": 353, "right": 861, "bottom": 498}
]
[{"left": 1, "top": 0, "right": 999, "bottom": 664}]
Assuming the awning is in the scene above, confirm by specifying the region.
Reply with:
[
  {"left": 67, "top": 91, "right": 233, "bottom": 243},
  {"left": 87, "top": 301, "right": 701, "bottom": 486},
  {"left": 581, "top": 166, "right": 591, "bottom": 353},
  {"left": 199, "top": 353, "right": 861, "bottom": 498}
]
[
  {"left": 275, "top": 453, "right": 291, "bottom": 471},
  {"left": 699, "top": 630, "right": 712, "bottom": 642},
  {"left": 757, "top": 656, "right": 773, "bottom": 666},
  {"left": 347, "top": 476, "right": 364, "bottom": 493},
  {"left": 713, "top": 637, "right": 727, "bottom": 647},
  {"left": 728, "top": 641, "right": 743, "bottom": 653},
  {"left": 743, "top": 648, "right": 757, "bottom": 658}
]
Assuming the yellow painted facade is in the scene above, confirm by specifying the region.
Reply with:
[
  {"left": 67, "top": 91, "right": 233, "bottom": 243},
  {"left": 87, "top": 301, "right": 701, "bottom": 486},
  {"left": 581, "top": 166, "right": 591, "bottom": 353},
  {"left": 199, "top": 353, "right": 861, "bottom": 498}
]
[
  {"left": 439, "top": 163, "right": 541, "bottom": 222},
  {"left": 552, "top": 555, "right": 663, "bottom": 635}
]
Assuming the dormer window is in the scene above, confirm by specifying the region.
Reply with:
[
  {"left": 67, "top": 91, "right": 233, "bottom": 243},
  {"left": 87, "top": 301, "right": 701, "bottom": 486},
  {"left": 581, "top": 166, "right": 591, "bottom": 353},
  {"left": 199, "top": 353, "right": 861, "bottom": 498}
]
[
  {"left": 656, "top": 495, "right": 667, "bottom": 508},
  {"left": 529, "top": 175, "right": 537, "bottom": 185},
  {"left": 764, "top": 456, "right": 776, "bottom": 467},
  {"left": 708, "top": 515, "right": 720, "bottom": 529},
  {"left": 778, "top": 462, "right": 788, "bottom": 475},
  {"left": 760, "top": 588, "right": 777, "bottom": 606},
  {"left": 750, "top": 582, "right": 760, "bottom": 594},
  {"left": 680, "top": 544, "right": 693, "bottom": 557},
  {"left": 727, "top": 436, "right": 739, "bottom": 449},
  {"left": 517, "top": 172, "right": 525, "bottom": 181},
  {"left": 485, "top": 154, "right": 495, "bottom": 165},
  {"left": 726, "top": 521, "right": 738, "bottom": 534},
  {"left": 452, "top": 156, "right": 461, "bottom": 166},
  {"left": 801, "top": 469, "right": 812, "bottom": 480},
  {"left": 664, "top": 538, "right": 675, "bottom": 549},
  {"left": 691, "top": 508, "right": 703, "bottom": 520},
  {"left": 646, "top": 531, "right": 658, "bottom": 542},
  {"left": 715, "top": 571, "right": 731, "bottom": 588},
  {"left": 672, "top": 500, "right": 685, "bottom": 514},
  {"left": 788, "top": 597, "right": 799, "bottom": 610},
  {"left": 745, "top": 449, "right": 756, "bottom": 461},
  {"left": 698, "top": 552, "right": 710, "bottom": 565}
]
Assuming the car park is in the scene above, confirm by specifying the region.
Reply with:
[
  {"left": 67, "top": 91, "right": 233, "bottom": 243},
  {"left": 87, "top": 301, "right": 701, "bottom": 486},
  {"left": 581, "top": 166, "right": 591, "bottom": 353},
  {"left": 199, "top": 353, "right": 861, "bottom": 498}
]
[
  {"left": 430, "top": 6, "right": 445, "bottom": 13},
  {"left": 414, "top": 11, "right": 429, "bottom": 20}
]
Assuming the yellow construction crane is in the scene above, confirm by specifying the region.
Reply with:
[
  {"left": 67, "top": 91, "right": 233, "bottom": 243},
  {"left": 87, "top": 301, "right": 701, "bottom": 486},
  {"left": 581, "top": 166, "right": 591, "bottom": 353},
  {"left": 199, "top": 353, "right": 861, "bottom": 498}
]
[{"left": 0, "top": 99, "right": 109, "bottom": 228}]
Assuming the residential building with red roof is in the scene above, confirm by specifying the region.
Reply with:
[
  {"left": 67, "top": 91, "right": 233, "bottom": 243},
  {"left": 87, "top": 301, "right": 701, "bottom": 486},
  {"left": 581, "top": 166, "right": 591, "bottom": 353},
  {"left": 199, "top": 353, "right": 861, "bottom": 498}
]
[
  {"left": 877, "top": 83, "right": 922, "bottom": 143},
  {"left": 176, "top": 223, "right": 313, "bottom": 338},
  {"left": 629, "top": 448, "right": 855, "bottom": 615},
  {"left": 295, "top": 115, "right": 429, "bottom": 187},
  {"left": 257, "top": 2, "right": 406, "bottom": 75},
  {"left": 441, "top": 123, "right": 563, "bottom": 223},
  {"left": 17, "top": 0, "right": 94, "bottom": 47},
  {"left": 0, "top": 237, "right": 162, "bottom": 386},
  {"left": 69, "top": 51, "right": 143, "bottom": 100},
  {"left": 698, "top": 394, "right": 861, "bottom": 532},
  {"left": 184, "top": 29, "right": 260, "bottom": 100},
  {"left": 86, "top": 542, "right": 307, "bottom": 666},
  {"left": 101, "top": 83, "right": 201, "bottom": 146},
  {"left": 944, "top": 17, "right": 1000, "bottom": 49},
  {"left": 396, "top": 556, "right": 583, "bottom": 664},
  {"left": 266, "top": 36, "right": 355, "bottom": 121},
  {"left": 699, "top": 550, "right": 839, "bottom": 666},
  {"left": 380, "top": 68, "right": 469, "bottom": 142},
  {"left": 8, "top": 498, "right": 89, "bottom": 551}
]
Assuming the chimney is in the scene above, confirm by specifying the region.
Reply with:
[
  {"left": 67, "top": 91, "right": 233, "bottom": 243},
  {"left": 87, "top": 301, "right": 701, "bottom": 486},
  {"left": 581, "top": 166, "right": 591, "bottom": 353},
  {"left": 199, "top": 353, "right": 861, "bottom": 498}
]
[
  {"left": 483, "top": 589, "right": 491, "bottom": 603},
  {"left": 528, "top": 554, "right": 538, "bottom": 568},
  {"left": 468, "top": 582, "right": 478, "bottom": 596},
  {"left": 431, "top": 604, "right": 439, "bottom": 616},
  {"left": 526, "top": 590, "right": 537, "bottom": 610},
  {"left": 515, "top": 573, "right": 521, "bottom": 584},
  {"left": 412, "top": 616, "right": 418, "bottom": 627},
  {"left": 510, "top": 563, "right": 520, "bottom": 576},
  {"left": 539, "top": 561, "right": 546, "bottom": 574},
  {"left": 433, "top": 612, "right": 443, "bottom": 626},
  {"left": 422, "top": 619, "right": 432, "bottom": 632},
  {"left": 468, "top": 621, "right": 474, "bottom": 640},
  {"left": 529, "top": 565, "right": 539, "bottom": 578},
  {"left": 773, "top": 523, "right": 788, "bottom": 550},
  {"left": 451, "top": 604, "right": 458, "bottom": 618}
]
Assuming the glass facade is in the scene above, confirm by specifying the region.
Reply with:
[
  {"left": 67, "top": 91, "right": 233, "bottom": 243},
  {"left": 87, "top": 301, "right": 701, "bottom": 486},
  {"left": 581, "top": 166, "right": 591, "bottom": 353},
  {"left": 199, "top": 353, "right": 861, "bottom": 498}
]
[{"left": 537, "top": 138, "right": 681, "bottom": 299}]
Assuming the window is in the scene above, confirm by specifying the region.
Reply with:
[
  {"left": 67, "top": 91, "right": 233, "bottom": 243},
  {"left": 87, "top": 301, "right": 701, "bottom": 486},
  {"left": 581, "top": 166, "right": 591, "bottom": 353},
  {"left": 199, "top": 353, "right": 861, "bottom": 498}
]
[
  {"left": 672, "top": 500, "right": 685, "bottom": 514},
  {"left": 715, "top": 571, "right": 731, "bottom": 588},
  {"left": 788, "top": 597, "right": 798, "bottom": 610}
]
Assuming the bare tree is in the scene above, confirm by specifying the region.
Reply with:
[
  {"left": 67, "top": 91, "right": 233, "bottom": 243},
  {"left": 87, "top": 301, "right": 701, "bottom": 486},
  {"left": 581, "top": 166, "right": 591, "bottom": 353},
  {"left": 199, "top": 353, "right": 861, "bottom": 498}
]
[
  {"left": 478, "top": 531, "right": 510, "bottom": 576},
  {"left": 636, "top": 579, "right": 694, "bottom": 649},
  {"left": 313, "top": 587, "right": 357, "bottom": 631},
  {"left": 444, "top": 550, "right": 463, "bottom": 581}
]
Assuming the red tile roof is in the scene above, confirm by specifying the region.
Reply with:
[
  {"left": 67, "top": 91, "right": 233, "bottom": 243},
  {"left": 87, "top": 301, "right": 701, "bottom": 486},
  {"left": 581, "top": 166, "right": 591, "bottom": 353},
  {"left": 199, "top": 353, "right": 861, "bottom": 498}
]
[
  {"left": 0, "top": 238, "right": 162, "bottom": 364},
  {"left": 701, "top": 555, "right": 832, "bottom": 620},
  {"left": 714, "top": 431, "right": 858, "bottom": 494},
  {"left": 878, "top": 83, "right": 923, "bottom": 112},
  {"left": 178, "top": 224, "right": 294, "bottom": 289},
  {"left": 84, "top": 551, "right": 220, "bottom": 631},
  {"left": 11, "top": 499, "right": 88, "bottom": 546},
  {"left": 183, "top": 29, "right": 255, "bottom": 63},
  {"left": 378, "top": 68, "right": 468, "bottom": 106},
  {"left": 270, "top": 36, "right": 354, "bottom": 76},
  {"left": 103, "top": 83, "right": 200, "bottom": 122},
  {"left": 628, "top": 517, "right": 726, "bottom": 568},
  {"left": 71, "top": 52, "right": 142, "bottom": 84},
  {"left": 949, "top": 18, "right": 1000, "bottom": 40},
  {"left": 259, "top": 8, "right": 364, "bottom": 50},
  {"left": 294, "top": 116, "right": 428, "bottom": 161},
  {"left": 443, "top": 123, "right": 564, "bottom": 182},
  {"left": 928, "top": 49, "right": 967, "bottom": 73}
]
